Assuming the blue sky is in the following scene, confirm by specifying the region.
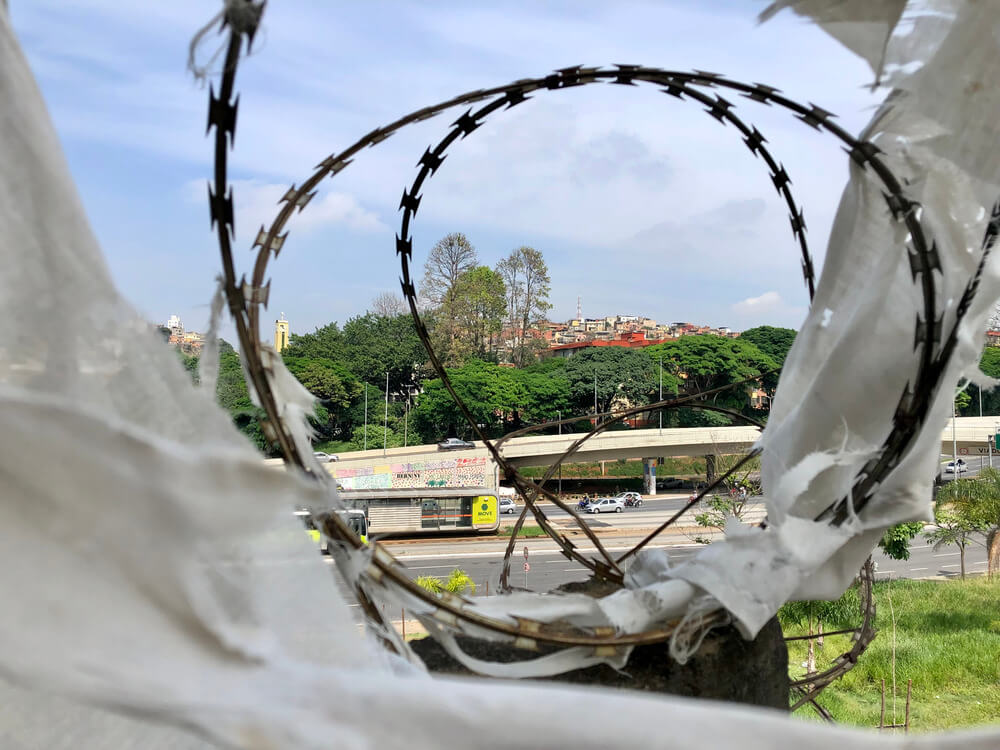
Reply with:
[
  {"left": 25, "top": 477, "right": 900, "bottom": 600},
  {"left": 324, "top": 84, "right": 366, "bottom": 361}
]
[{"left": 11, "top": 1, "right": 881, "bottom": 343}]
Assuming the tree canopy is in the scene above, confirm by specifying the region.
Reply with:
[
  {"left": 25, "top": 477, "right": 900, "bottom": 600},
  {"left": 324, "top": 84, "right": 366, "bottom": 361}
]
[
  {"left": 562, "top": 347, "right": 671, "bottom": 419},
  {"left": 645, "top": 335, "right": 777, "bottom": 414},
  {"left": 739, "top": 325, "right": 796, "bottom": 363}
]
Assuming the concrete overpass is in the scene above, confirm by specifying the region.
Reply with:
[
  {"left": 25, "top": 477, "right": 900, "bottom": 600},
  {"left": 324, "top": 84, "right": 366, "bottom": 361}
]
[{"left": 275, "top": 417, "right": 1000, "bottom": 494}]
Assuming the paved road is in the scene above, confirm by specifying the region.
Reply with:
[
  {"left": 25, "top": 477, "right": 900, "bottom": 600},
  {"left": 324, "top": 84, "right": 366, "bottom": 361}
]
[
  {"left": 331, "top": 532, "right": 988, "bottom": 623},
  {"left": 384, "top": 538, "right": 988, "bottom": 594}
]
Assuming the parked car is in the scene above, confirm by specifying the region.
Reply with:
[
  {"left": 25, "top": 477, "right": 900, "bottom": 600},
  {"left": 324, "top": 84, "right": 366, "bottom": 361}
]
[
  {"left": 437, "top": 437, "right": 474, "bottom": 451},
  {"left": 945, "top": 459, "right": 967, "bottom": 474},
  {"left": 313, "top": 452, "right": 339, "bottom": 463},
  {"left": 499, "top": 497, "right": 517, "bottom": 515},
  {"left": 615, "top": 491, "right": 642, "bottom": 507},
  {"left": 586, "top": 497, "right": 624, "bottom": 514}
]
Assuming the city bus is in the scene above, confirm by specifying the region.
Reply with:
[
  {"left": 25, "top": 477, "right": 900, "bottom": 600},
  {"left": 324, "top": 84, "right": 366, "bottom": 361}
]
[
  {"left": 339, "top": 487, "right": 500, "bottom": 535},
  {"left": 296, "top": 508, "right": 369, "bottom": 553}
]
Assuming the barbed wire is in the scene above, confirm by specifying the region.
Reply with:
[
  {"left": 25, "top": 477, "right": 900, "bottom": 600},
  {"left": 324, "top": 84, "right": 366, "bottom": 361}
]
[{"left": 198, "top": 3, "right": 996, "bottom": 687}]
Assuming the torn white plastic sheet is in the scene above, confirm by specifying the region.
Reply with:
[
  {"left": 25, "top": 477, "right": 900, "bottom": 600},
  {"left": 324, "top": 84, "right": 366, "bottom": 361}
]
[
  {"left": 759, "top": 0, "right": 907, "bottom": 85},
  {"left": 2, "top": 2, "right": 1000, "bottom": 749}
]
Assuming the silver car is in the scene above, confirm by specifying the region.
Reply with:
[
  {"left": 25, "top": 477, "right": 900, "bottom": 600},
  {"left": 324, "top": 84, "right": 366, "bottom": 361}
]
[
  {"left": 499, "top": 497, "right": 517, "bottom": 514},
  {"left": 437, "top": 437, "right": 474, "bottom": 451},
  {"left": 313, "top": 451, "right": 339, "bottom": 463},
  {"left": 586, "top": 497, "right": 624, "bottom": 514}
]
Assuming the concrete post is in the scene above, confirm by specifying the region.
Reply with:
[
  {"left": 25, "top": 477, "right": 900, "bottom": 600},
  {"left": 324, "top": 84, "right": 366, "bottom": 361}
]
[{"left": 643, "top": 458, "right": 657, "bottom": 496}]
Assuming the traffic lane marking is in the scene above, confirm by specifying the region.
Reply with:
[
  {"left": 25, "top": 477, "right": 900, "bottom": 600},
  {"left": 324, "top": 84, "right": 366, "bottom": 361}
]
[{"left": 389, "top": 543, "right": 700, "bottom": 561}]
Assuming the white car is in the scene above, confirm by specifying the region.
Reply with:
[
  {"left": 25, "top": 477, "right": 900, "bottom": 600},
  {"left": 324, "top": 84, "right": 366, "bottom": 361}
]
[
  {"left": 313, "top": 452, "right": 339, "bottom": 463},
  {"left": 944, "top": 459, "right": 967, "bottom": 474},
  {"left": 499, "top": 497, "right": 517, "bottom": 514},
  {"left": 586, "top": 497, "right": 624, "bottom": 514}
]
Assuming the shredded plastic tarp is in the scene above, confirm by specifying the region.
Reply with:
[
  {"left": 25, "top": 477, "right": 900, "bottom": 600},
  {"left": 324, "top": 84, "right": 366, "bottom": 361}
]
[{"left": 2, "top": 2, "right": 1000, "bottom": 748}]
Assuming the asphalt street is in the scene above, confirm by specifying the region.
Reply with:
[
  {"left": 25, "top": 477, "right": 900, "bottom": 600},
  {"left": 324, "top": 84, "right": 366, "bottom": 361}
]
[{"left": 385, "top": 537, "right": 988, "bottom": 595}]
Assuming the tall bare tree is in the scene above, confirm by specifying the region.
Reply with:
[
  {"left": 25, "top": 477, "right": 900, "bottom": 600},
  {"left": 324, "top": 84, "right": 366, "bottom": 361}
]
[
  {"left": 496, "top": 246, "right": 551, "bottom": 366},
  {"left": 370, "top": 291, "right": 406, "bottom": 318},
  {"left": 421, "top": 233, "right": 479, "bottom": 366}
]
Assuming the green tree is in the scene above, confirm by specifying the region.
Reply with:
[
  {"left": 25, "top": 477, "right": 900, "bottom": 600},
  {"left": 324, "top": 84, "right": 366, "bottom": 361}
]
[
  {"left": 562, "top": 347, "right": 671, "bottom": 420},
  {"left": 512, "top": 361, "right": 571, "bottom": 428},
  {"left": 283, "top": 356, "right": 362, "bottom": 441},
  {"left": 347, "top": 424, "right": 405, "bottom": 452},
  {"left": 936, "top": 469, "right": 1000, "bottom": 576},
  {"left": 739, "top": 326, "right": 796, "bottom": 363},
  {"left": 924, "top": 505, "right": 987, "bottom": 579},
  {"left": 282, "top": 322, "right": 345, "bottom": 361},
  {"left": 878, "top": 522, "right": 925, "bottom": 561},
  {"left": 451, "top": 266, "right": 507, "bottom": 361},
  {"left": 960, "top": 347, "right": 1000, "bottom": 416},
  {"left": 411, "top": 360, "right": 524, "bottom": 440},
  {"left": 283, "top": 356, "right": 359, "bottom": 410},
  {"left": 341, "top": 313, "right": 428, "bottom": 397},
  {"left": 645, "top": 335, "right": 776, "bottom": 414},
  {"left": 955, "top": 388, "right": 972, "bottom": 414},
  {"left": 215, "top": 347, "right": 272, "bottom": 454},
  {"left": 496, "top": 246, "right": 552, "bottom": 367}
]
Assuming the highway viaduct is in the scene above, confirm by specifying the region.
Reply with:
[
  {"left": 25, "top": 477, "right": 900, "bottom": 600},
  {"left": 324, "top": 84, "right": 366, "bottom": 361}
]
[{"left": 267, "top": 417, "right": 1000, "bottom": 495}]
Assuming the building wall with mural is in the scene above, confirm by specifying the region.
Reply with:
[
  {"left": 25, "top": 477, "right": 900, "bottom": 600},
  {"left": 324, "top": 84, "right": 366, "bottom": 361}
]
[{"left": 332, "top": 456, "right": 491, "bottom": 490}]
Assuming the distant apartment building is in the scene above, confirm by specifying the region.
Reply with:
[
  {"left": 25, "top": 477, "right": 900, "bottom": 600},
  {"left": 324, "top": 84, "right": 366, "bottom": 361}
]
[
  {"left": 987, "top": 329, "right": 1000, "bottom": 347},
  {"left": 539, "top": 313, "right": 739, "bottom": 356},
  {"left": 163, "top": 315, "right": 205, "bottom": 355}
]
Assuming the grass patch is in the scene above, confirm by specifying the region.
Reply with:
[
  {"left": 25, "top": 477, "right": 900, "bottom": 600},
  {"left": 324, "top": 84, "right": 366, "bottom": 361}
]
[
  {"left": 519, "top": 456, "right": 706, "bottom": 479},
  {"left": 498, "top": 525, "right": 548, "bottom": 538},
  {"left": 782, "top": 578, "right": 1000, "bottom": 731},
  {"left": 313, "top": 439, "right": 352, "bottom": 453}
]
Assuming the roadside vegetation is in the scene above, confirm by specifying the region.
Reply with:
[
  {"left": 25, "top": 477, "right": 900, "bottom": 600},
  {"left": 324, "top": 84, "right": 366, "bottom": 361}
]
[
  {"left": 782, "top": 578, "right": 1000, "bottom": 731},
  {"left": 520, "top": 457, "right": 706, "bottom": 479},
  {"left": 497, "top": 525, "right": 548, "bottom": 538},
  {"left": 172, "top": 232, "right": 798, "bottom": 455}
]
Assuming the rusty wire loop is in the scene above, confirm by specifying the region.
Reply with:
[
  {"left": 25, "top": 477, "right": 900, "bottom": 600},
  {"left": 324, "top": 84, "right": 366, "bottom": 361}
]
[
  {"left": 788, "top": 559, "right": 878, "bottom": 712},
  {"left": 201, "top": 5, "right": 1000, "bottom": 672},
  {"left": 495, "top": 376, "right": 772, "bottom": 589}
]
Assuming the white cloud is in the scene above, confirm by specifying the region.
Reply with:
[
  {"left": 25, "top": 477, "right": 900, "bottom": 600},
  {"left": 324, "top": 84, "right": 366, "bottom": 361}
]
[
  {"left": 731, "top": 291, "right": 807, "bottom": 329},
  {"left": 733, "top": 291, "right": 782, "bottom": 314},
  {"left": 14, "top": 1, "right": 883, "bottom": 332},
  {"left": 183, "top": 179, "right": 386, "bottom": 243}
]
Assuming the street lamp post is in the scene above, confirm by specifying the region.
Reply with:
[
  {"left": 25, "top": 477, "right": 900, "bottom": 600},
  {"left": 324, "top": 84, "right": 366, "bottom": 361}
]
[
  {"left": 557, "top": 410, "right": 562, "bottom": 498},
  {"left": 593, "top": 371, "right": 598, "bottom": 425},
  {"left": 363, "top": 385, "right": 368, "bottom": 451},
  {"left": 658, "top": 355, "right": 663, "bottom": 435},
  {"left": 383, "top": 371, "right": 389, "bottom": 457},
  {"left": 951, "top": 396, "right": 958, "bottom": 470}
]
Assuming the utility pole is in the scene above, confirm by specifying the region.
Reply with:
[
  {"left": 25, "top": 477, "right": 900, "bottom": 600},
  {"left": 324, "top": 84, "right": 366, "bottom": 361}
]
[
  {"left": 951, "top": 396, "right": 958, "bottom": 470},
  {"left": 404, "top": 389, "right": 409, "bottom": 447},
  {"left": 363, "top": 386, "right": 368, "bottom": 451},
  {"left": 593, "top": 370, "right": 598, "bottom": 425},
  {"left": 658, "top": 355, "right": 663, "bottom": 435},
  {"left": 980, "top": 386, "right": 983, "bottom": 417},
  {"left": 557, "top": 410, "right": 562, "bottom": 498},
  {"left": 383, "top": 371, "right": 389, "bottom": 457}
]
